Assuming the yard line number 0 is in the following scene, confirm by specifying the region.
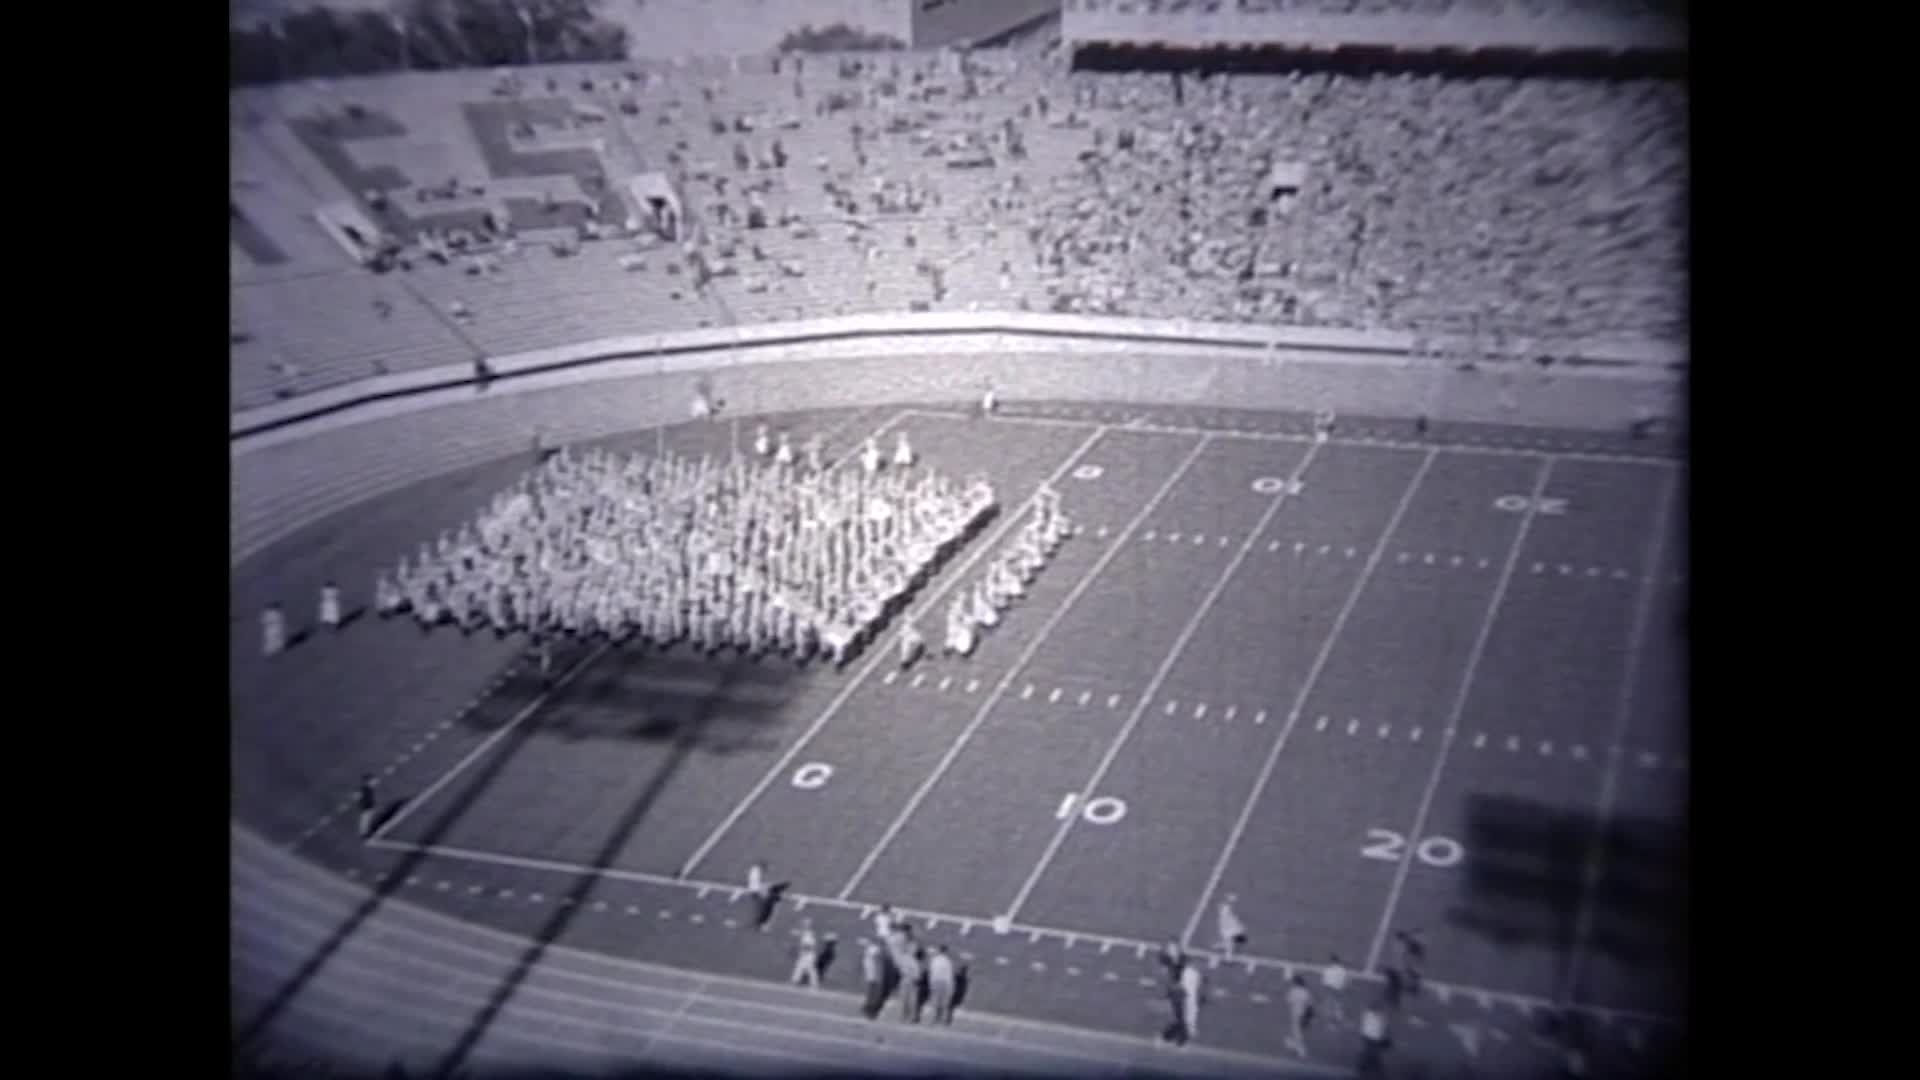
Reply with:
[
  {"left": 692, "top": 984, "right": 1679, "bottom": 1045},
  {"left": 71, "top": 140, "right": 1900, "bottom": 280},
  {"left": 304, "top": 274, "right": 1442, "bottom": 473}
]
[{"left": 1362, "top": 828, "right": 1465, "bottom": 868}]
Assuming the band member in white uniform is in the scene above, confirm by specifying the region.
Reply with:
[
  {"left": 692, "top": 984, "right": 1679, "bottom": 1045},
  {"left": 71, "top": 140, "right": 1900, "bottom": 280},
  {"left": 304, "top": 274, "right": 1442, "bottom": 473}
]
[
  {"left": 774, "top": 431, "right": 796, "bottom": 466},
  {"left": 753, "top": 423, "right": 772, "bottom": 457},
  {"left": 945, "top": 595, "right": 975, "bottom": 656},
  {"left": 805, "top": 435, "right": 825, "bottom": 473},
  {"left": 980, "top": 381, "right": 998, "bottom": 416},
  {"left": 861, "top": 436, "right": 883, "bottom": 475},
  {"left": 261, "top": 604, "right": 286, "bottom": 657},
  {"left": 319, "top": 582, "right": 343, "bottom": 631},
  {"left": 898, "top": 618, "right": 925, "bottom": 668},
  {"left": 892, "top": 431, "right": 915, "bottom": 468}
]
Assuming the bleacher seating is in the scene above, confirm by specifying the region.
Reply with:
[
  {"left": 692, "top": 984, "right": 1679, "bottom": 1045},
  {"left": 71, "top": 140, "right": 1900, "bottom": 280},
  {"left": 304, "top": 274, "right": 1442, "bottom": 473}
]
[{"left": 230, "top": 40, "right": 1686, "bottom": 415}]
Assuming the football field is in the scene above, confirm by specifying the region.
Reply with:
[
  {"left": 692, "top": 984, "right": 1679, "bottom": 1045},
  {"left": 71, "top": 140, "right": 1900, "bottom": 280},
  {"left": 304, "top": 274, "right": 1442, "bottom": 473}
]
[{"left": 232, "top": 400, "right": 1686, "bottom": 1075}]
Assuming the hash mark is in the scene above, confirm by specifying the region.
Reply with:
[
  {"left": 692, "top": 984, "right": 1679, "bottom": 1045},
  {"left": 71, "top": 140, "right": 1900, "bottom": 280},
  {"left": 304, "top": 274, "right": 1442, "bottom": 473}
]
[{"left": 1049, "top": 687, "right": 1062, "bottom": 703}]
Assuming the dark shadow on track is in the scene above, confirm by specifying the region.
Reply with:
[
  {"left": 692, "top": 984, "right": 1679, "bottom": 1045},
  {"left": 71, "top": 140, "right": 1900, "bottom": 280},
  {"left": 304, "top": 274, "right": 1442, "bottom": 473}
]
[{"left": 425, "top": 652, "right": 768, "bottom": 1078}]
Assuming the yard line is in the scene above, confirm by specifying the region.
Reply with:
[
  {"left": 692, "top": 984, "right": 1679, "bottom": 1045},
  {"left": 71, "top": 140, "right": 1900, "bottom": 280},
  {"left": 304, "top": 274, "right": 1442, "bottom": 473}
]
[
  {"left": 1002, "top": 438, "right": 1326, "bottom": 922},
  {"left": 676, "top": 423, "right": 1106, "bottom": 879},
  {"left": 1362, "top": 456, "right": 1557, "bottom": 973},
  {"left": 902, "top": 406, "right": 1680, "bottom": 467},
  {"left": 1558, "top": 468, "right": 1680, "bottom": 1003},
  {"left": 1178, "top": 449, "right": 1438, "bottom": 948},
  {"left": 837, "top": 436, "right": 1214, "bottom": 899},
  {"left": 369, "top": 640, "right": 610, "bottom": 843}
]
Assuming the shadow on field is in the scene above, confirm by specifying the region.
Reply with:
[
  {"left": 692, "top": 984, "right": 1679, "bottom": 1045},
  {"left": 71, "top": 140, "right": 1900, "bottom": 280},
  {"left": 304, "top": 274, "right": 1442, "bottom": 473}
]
[
  {"left": 1445, "top": 792, "right": 1690, "bottom": 1020},
  {"left": 473, "top": 643, "right": 801, "bottom": 755}
]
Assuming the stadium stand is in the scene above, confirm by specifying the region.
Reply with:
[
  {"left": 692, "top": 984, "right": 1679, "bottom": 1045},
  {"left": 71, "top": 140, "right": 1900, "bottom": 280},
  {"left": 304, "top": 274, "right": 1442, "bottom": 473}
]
[{"left": 229, "top": 40, "right": 1684, "bottom": 414}]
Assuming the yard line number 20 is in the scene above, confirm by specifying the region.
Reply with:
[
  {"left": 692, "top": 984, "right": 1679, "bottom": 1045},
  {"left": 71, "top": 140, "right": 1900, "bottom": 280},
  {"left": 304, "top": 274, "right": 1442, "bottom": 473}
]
[{"left": 1362, "top": 828, "right": 1465, "bottom": 868}]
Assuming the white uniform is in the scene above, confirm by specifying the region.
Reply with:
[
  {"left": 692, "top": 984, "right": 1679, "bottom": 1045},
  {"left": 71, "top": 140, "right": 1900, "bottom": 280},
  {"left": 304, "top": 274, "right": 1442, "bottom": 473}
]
[
  {"left": 861, "top": 439, "right": 882, "bottom": 475},
  {"left": 775, "top": 436, "right": 795, "bottom": 466},
  {"left": 319, "top": 585, "right": 343, "bottom": 629},
  {"left": 893, "top": 432, "right": 915, "bottom": 468},
  {"left": 898, "top": 623, "right": 925, "bottom": 668},
  {"left": 981, "top": 386, "right": 997, "bottom": 414},
  {"left": 753, "top": 425, "right": 772, "bottom": 457},
  {"left": 791, "top": 925, "right": 821, "bottom": 987},
  {"left": 1179, "top": 963, "right": 1203, "bottom": 1038},
  {"left": 261, "top": 608, "right": 286, "bottom": 656}
]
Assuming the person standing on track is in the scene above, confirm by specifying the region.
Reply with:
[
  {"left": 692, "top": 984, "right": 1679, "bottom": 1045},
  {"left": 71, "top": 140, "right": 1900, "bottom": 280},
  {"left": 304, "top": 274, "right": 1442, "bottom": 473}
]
[
  {"left": 790, "top": 917, "right": 821, "bottom": 988},
  {"left": 859, "top": 939, "right": 887, "bottom": 1019},
  {"left": 1215, "top": 894, "right": 1248, "bottom": 959},
  {"left": 357, "top": 773, "right": 378, "bottom": 839},
  {"left": 1179, "top": 957, "right": 1204, "bottom": 1041},
  {"left": 894, "top": 941, "right": 924, "bottom": 1022},
  {"left": 1285, "top": 973, "right": 1314, "bottom": 1057},
  {"left": 1356, "top": 1003, "right": 1391, "bottom": 1077},
  {"left": 1321, "top": 953, "right": 1350, "bottom": 1025},
  {"left": 927, "top": 945, "right": 957, "bottom": 1024}
]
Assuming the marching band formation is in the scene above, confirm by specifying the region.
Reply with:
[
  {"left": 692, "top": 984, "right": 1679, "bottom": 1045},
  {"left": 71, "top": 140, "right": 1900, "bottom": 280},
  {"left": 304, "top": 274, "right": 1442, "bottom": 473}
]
[{"left": 356, "top": 427, "right": 1049, "bottom": 668}]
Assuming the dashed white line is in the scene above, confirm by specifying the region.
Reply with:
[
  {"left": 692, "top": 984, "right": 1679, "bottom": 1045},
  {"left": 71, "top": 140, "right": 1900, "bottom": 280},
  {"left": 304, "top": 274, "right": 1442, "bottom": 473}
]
[
  {"left": 1473, "top": 732, "right": 1487, "bottom": 749},
  {"left": 912, "top": 673, "right": 926, "bottom": 688},
  {"left": 1268, "top": 540, "right": 1280, "bottom": 552},
  {"left": 1422, "top": 553, "right": 1435, "bottom": 565},
  {"left": 1078, "top": 690, "right": 1092, "bottom": 706},
  {"left": 1315, "top": 715, "right": 1329, "bottom": 732},
  {"left": 1345, "top": 546, "right": 1358, "bottom": 559},
  {"left": 1107, "top": 694, "right": 1122, "bottom": 709},
  {"left": 1505, "top": 736, "right": 1520, "bottom": 752},
  {"left": 1253, "top": 710, "right": 1267, "bottom": 725},
  {"left": 1346, "top": 719, "right": 1359, "bottom": 736},
  {"left": 1572, "top": 745, "right": 1589, "bottom": 760},
  {"left": 1293, "top": 541, "right": 1306, "bottom": 555},
  {"left": 1410, "top": 727, "right": 1423, "bottom": 742},
  {"left": 938, "top": 676, "right": 953, "bottom": 692},
  {"left": 966, "top": 679, "right": 980, "bottom": 694},
  {"left": 1639, "top": 752, "right": 1659, "bottom": 768},
  {"left": 1224, "top": 705, "right": 1237, "bottom": 721},
  {"left": 1558, "top": 563, "right": 1573, "bottom": 575},
  {"left": 1217, "top": 535, "right": 1229, "bottom": 547},
  {"left": 1450, "top": 555, "right": 1463, "bottom": 567},
  {"left": 1541, "top": 742, "right": 1553, "bottom": 756},
  {"left": 1194, "top": 703, "right": 1207, "bottom": 719},
  {"left": 1530, "top": 562, "right": 1545, "bottom": 574},
  {"left": 1165, "top": 699, "right": 1179, "bottom": 716},
  {"left": 1378, "top": 723, "right": 1391, "bottom": 739},
  {"left": 1144, "top": 530, "right": 1158, "bottom": 541},
  {"left": 1396, "top": 551, "right": 1411, "bottom": 564},
  {"left": 1021, "top": 684, "right": 1035, "bottom": 700},
  {"left": 1168, "top": 532, "right": 1182, "bottom": 542},
  {"left": 1049, "top": 687, "right": 1062, "bottom": 703}
]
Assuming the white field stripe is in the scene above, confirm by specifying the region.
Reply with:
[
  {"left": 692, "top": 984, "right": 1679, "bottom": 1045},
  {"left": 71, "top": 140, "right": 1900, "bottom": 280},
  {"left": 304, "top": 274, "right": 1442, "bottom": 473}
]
[
  {"left": 1178, "top": 448, "right": 1438, "bottom": 948},
  {"left": 1002, "top": 438, "right": 1324, "bottom": 921},
  {"left": 1361, "top": 457, "right": 1557, "bottom": 973},
  {"left": 678, "top": 425, "right": 1110, "bottom": 879},
  {"left": 837, "top": 436, "right": 1215, "bottom": 899},
  {"left": 1557, "top": 468, "right": 1680, "bottom": 1002},
  {"left": 900, "top": 407, "right": 1679, "bottom": 468}
]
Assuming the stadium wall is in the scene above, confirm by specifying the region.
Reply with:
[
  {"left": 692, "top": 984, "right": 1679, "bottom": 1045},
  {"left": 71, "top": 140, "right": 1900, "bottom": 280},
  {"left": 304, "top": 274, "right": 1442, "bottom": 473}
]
[
  {"left": 230, "top": 312, "right": 1682, "bottom": 564},
  {"left": 603, "top": 0, "right": 914, "bottom": 58}
]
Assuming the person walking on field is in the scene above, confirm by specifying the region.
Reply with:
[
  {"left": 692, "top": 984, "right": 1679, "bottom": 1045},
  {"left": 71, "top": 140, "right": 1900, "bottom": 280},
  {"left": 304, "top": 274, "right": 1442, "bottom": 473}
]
[
  {"left": 1215, "top": 894, "right": 1248, "bottom": 959},
  {"left": 1179, "top": 959, "right": 1204, "bottom": 1041}
]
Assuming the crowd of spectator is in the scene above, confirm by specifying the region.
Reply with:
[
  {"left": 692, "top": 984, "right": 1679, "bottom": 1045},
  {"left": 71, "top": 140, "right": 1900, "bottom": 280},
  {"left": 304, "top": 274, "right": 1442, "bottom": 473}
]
[
  {"left": 1067, "top": 0, "right": 1687, "bottom": 18},
  {"left": 232, "top": 37, "right": 1686, "bottom": 406}
]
